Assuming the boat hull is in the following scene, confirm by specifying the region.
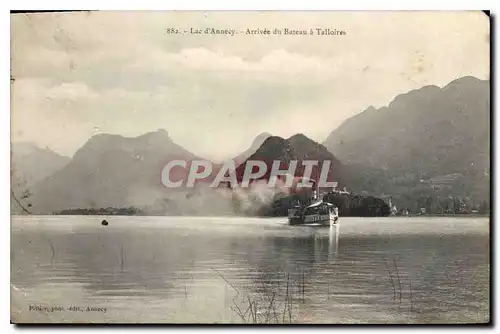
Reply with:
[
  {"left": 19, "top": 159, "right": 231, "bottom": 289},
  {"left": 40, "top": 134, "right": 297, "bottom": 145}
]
[{"left": 288, "top": 214, "right": 338, "bottom": 226}]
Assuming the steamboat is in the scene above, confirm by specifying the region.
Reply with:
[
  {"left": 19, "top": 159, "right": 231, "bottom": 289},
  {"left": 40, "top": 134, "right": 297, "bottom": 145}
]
[{"left": 287, "top": 183, "right": 339, "bottom": 226}]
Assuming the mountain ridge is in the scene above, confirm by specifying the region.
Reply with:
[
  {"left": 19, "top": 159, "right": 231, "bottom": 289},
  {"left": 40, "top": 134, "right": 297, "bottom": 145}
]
[
  {"left": 22, "top": 129, "right": 204, "bottom": 214},
  {"left": 10, "top": 75, "right": 490, "bottom": 215},
  {"left": 323, "top": 75, "right": 490, "bottom": 210},
  {"left": 235, "top": 133, "right": 346, "bottom": 190}
]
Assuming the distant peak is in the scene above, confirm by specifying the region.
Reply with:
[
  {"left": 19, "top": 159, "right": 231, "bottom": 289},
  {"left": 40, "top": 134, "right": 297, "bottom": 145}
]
[
  {"left": 444, "top": 75, "right": 485, "bottom": 88},
  {"left": 288, "top": 133, "right": 307, "bottom": 139},
  {"left": 156, "top": 128, "right": 169, "bottom": 135},
  {"left": 77, "top": 130, "right": 172, "bottom": 157},
  {"left": 90, "top": 132, "right": 122, "bottom": 140},
  {"left": 350, "top": 106, "right": 377, "bottom": 119},
  {"left": 138, "top": 129, "right": 170, "bottom": 140},
  {"left": 261, "top": 135, "right": 287, "bottom": 146},
  {"left": 388, "top": 84, "right": 441, "bottom": 108},
  {"left": 288, "top": 133, "right": 315, "bottom": 143},
  {"left": 144, "top": 128, "right": 169, "bottom": 135},
  {"left": 265, "top": 135, "right": 286, "bottom": 141},
  {"left": 407, "top": 84, "right": 441, "bottom": 96},
  {"left": 11, "top": 141, "right": 67, "bottom": 158}
]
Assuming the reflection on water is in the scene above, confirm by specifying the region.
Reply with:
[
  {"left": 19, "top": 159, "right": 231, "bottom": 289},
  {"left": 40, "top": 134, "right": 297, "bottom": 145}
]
[
  {"left": 11, "top": 216, "right": 489, "bottom": 324},
  {"left": 329, "top": 224, "right": 339, "bottom": 260}
]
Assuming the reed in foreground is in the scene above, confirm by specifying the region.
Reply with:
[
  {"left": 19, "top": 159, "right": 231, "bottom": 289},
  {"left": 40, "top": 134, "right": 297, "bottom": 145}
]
[{"left": 212, "top": 268, "right": 295, "bottom": 324}]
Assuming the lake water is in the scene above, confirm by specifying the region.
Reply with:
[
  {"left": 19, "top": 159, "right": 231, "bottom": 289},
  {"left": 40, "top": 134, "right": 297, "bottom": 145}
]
[{"left": 11, "top": 216, "right": 490, "bottom": 324}]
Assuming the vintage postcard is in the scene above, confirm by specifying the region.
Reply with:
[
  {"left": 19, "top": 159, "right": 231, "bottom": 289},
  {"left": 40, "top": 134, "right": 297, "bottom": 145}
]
[{"left": 10, "top": 10, "right": 490, "bottom": 324}]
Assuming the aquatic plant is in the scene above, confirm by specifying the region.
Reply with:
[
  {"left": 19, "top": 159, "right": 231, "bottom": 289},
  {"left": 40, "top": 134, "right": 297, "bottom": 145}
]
[{"left": 212, "top": 268, "right": 295, "bottom": 324}]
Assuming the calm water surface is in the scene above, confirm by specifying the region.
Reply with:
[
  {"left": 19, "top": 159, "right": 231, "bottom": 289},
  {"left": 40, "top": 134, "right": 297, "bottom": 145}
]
[{"left": 11, "top": 216, "right": 490, "bottom": 324}]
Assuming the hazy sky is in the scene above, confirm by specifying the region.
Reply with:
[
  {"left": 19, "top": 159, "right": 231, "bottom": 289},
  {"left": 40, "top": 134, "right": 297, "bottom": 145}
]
[{"left": 11, "top": 11, "right": 489, "bottom": 161}]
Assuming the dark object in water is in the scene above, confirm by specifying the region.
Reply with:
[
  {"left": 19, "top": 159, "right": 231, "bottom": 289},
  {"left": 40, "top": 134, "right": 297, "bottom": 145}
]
[
  {"left": 288, "top": 199, "right": 338, "bottom": 226},
  {"left": 101, "top": 220, "right": 109, "bottom": 226}
]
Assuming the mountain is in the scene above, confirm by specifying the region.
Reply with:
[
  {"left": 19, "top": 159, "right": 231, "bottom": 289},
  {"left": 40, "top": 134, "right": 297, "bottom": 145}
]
[
  {"left": 24, "top": 129, "right": 204, "bottom": 214},
  {"left": 11, "top": 142, "right": 70, "bottom": 188},
  {"left": 11, "top": 142, "right": 70, "bottom": 213},
  {"left": 232, "top": 133, "right": 389, "bottom": 217},
  {"left": 323, "top": 76, "right": 490, "bottom": 209},
  {"left": 235, "top": 133, "right": 346, "bottom": 191}
]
